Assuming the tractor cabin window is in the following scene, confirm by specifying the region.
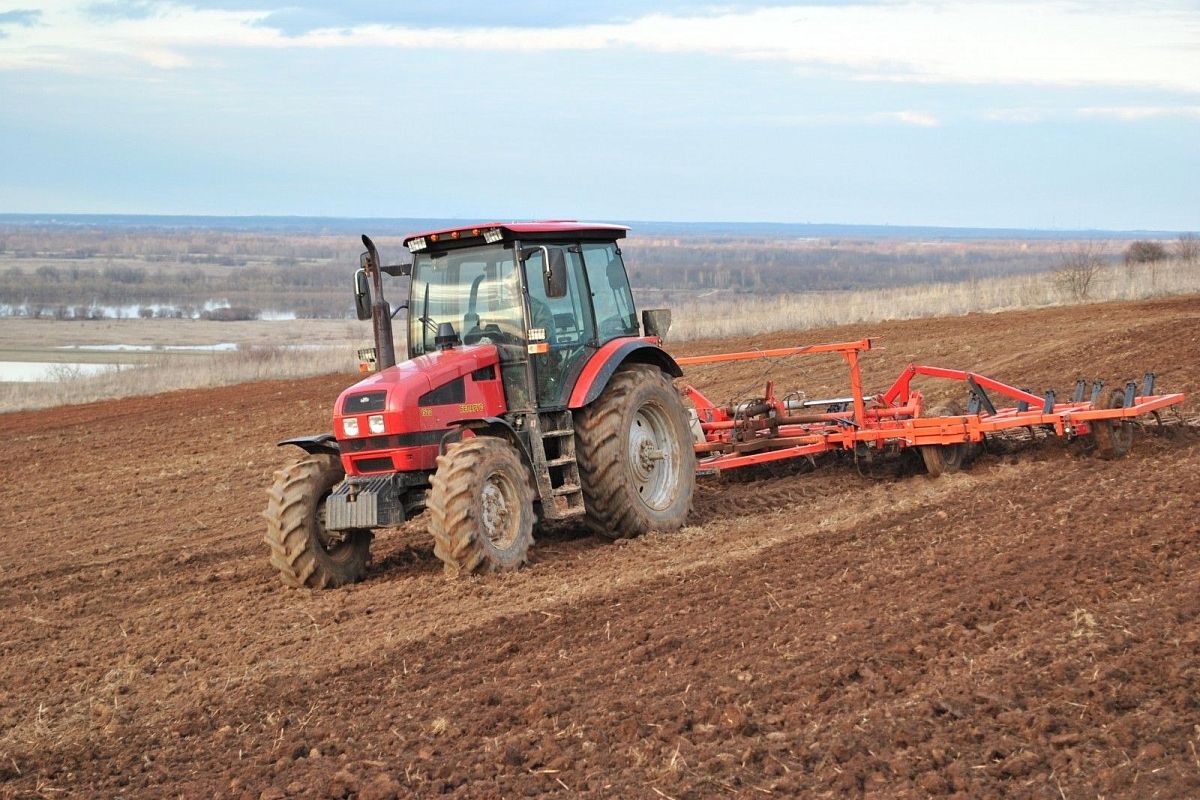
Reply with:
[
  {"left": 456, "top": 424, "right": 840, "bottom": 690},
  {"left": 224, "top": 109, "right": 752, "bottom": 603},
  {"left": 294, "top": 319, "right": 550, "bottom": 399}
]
[
  {"left": 522, "top": 245, "right": 595, "bottom": 407},
  {"left": 409, "top": 244, "right": 522, "bottom": 357},
  {"left": 581, "top": 243, "right": 639, "bottom": 343}
]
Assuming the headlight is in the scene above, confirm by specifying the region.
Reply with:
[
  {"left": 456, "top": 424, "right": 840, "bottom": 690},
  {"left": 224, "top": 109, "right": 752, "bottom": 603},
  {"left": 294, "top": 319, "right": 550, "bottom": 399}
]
[
  {"left": 368, "top": 414, "right": 385, "bottom": 434},
  {"left": 342, "top": 417, "right": 359, "bottom": 436}
]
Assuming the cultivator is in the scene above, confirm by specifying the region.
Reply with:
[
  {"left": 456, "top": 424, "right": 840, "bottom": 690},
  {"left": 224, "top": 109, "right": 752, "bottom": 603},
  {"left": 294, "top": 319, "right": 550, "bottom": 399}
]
[{"left": 681, "top": 338, "right": 1185, "bottom": 475}]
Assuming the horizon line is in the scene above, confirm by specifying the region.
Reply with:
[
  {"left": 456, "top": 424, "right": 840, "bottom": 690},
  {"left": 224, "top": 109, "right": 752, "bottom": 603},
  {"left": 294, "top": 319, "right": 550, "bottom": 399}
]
[{"left": 0, "top": 212, "right": 1190, "bottom": 239}]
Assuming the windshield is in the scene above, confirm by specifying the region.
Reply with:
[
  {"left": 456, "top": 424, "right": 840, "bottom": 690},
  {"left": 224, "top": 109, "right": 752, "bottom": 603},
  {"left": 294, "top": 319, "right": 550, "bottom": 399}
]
[{"left": 409, "top": 244, "right": 522, "bottom": 357}]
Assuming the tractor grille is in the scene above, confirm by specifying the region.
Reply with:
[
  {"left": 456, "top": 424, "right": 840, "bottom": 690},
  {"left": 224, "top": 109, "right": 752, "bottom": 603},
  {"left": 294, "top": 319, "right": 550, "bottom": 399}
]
[
  {"left": 344, "top": 435, "right": 394, "bottom": 452},
  {"left": 342, "top": 430, "right": 448, "bottom": 452},
  {"left": 353, "top": 456, "right": 395, "bottom": 473}
]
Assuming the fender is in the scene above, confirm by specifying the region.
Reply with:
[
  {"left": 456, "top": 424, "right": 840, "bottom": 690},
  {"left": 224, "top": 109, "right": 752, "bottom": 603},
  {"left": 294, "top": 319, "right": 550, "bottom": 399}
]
[
  {"left": 278, "top": 433, "right": 339, "bottom": 456},
  {"left": 568, "top": 338, "right": 683, "bottom": 409},
  {"left": 452, "top": 416, "right": 535, "bottom": 469}
]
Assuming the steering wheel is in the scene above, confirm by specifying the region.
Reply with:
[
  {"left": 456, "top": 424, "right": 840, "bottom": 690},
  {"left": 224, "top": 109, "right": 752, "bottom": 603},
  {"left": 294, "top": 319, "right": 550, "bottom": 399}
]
[
  {"left": 464, "top": 322, "right": 522, "bottom": 346},
  {"left": 552, "top": 313, "right": 582, "bottom": 345}
]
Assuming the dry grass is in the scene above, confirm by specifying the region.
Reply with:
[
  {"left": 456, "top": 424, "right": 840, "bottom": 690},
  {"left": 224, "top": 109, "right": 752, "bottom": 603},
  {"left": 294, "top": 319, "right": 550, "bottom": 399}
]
[
  {"left": 666, "top": 259, "right": 1200, "bottom": 341},
  {"left": 0, "top": 317, "right": 363, "bottom": 350},
  {"left": 0, "top": 345, "right": 355, "bottom": 413},
  {"left": 3, "top": 259, "right": 1196, "bottom": 413}
]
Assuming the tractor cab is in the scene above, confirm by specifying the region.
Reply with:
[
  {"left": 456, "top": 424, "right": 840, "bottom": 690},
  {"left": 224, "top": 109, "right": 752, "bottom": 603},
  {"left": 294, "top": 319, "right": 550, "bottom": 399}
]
[{"left": 402, "top": 222, "right": 641, "bottom": 410}]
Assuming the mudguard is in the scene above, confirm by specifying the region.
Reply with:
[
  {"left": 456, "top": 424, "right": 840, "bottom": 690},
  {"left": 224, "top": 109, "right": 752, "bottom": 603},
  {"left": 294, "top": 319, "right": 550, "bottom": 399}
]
[
  {"left": 278, "top": 434, "right": 340, "bottom": 456},
  {"left": 568, "top": 338, "right": 683, "bottom": 409},
  {"left": 454, "top": 416, "right": 534, "bottom": 467}
]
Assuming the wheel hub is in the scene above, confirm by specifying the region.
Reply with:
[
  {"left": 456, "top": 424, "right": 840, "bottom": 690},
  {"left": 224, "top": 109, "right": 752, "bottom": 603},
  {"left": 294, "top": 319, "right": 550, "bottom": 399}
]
[
  {"left": 627, "top": 405, "right": 679, "bottom": 510},
  {"left": 480, "top": 474, "right": 518, "bottom": 548},
  {"left": 315, "top": 504, "right": 348, "bottom": 549}
]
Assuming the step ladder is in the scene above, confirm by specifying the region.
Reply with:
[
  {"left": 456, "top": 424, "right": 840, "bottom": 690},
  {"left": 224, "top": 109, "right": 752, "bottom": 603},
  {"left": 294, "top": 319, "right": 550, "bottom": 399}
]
[{"left": 529, "top": 409, "right": 586, "bottom": 520}]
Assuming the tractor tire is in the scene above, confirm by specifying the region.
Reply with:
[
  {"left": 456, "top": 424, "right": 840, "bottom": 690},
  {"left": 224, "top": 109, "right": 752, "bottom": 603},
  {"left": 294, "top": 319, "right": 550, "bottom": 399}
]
[
  {"left": 920, "top": 402, "right": 968, "bottom": 477},
  {"left": 1092, "top": 388, "right": 1134, "bottom": 459},
  {"left": 429, "top": 437, "right": 535, "bottom": 577},
  {"left": 575, "top": 364, "right": 696, "bottom": 539},
  {"left": 264, "top": 453, "right": 371, "bottom": 589}
]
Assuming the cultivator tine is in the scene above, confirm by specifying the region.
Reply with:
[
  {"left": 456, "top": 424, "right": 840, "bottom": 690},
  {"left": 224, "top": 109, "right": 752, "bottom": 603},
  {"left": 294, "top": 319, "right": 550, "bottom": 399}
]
[
  {"left": 1142, "top": 372, "right": 1156, "bottom": 397},
  {"left": 967, "top": 395, "right": 981, "bottom": 415},
  {"left": 1090, "top": 380, "right": 1104, "bottom": 404},
  {"left": 1072, "top": 379, "right": 1087, "bottom": 403},
  {"left": 966, "top": 377, "right": 997, "bottom": 416},
  {"left": 1017, "top": 388, "right": 1032, "bottom": 413},
  {"left": 1042, "top": 390, "right": 1056, "bottom": 414},
  {"left": 1124, "top": 382, "right": 1137, "bottom": 407}
]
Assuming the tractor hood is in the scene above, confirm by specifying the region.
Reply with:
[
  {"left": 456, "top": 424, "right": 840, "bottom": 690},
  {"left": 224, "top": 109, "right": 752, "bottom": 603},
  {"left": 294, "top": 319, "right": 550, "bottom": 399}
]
[{"left": 335, "top": 343, "right": 500, "bottom": 422}]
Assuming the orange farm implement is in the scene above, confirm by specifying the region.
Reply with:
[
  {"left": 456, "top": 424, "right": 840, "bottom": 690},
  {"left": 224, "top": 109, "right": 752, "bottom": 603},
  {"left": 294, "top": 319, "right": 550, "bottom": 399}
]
[{"left": 681, "top": 338, "right": 1185, "bottom": 475}]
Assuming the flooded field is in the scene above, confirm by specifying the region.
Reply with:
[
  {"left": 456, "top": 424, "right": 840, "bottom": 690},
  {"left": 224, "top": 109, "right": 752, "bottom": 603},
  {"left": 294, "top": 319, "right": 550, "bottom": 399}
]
[
  {"left": 0, "top": 361, "right": 118, "bottom": 382},
  {"left": 0, "top": 317, "right": 364, "bottom": 411}
]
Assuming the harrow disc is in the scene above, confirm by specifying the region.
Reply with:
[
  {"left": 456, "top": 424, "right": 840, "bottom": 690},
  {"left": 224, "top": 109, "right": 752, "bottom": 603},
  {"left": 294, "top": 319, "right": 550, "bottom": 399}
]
[
  {"left": 1091, "top": 388, "right": 1134, "bottom": 459},
  {"left": 920, "top": 402, "right": 968, "bottom": 477}
]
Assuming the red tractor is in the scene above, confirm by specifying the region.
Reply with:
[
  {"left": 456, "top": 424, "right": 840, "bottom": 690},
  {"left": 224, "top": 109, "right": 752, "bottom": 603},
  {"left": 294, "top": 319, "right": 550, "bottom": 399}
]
[{"left": 265, "top": 222, "right": 695, "bottom": 587}]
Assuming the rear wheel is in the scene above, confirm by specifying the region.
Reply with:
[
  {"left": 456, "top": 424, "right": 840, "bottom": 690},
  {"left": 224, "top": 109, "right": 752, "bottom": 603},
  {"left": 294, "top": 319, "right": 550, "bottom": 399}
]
[
  {"left": 429, "top": 437, "right": 535, "bottom": 577},
  {"left": 921, "top": 402, "right": 968, "bottom": 477},
  {"left": 576, "top": 364, "right": 695, "bottom": 539},
  {"left": 264, "top": 453, "right": 371, "bottom": 589},
  {"left": 1091, "top": 388, "right": 1134, "bottom": 459}
]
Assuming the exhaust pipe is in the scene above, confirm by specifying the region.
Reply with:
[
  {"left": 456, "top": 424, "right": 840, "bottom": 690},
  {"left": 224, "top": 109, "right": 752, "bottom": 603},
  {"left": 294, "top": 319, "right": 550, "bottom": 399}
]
[{"left": 361, "top": 235, "right": 397, "bottom": 371}]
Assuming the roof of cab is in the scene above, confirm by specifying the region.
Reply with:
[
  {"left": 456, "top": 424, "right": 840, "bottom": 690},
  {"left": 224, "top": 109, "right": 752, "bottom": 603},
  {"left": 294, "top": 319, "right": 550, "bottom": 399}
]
[{"left": 402, "top": 221, "right": 628, "bottom": 247}]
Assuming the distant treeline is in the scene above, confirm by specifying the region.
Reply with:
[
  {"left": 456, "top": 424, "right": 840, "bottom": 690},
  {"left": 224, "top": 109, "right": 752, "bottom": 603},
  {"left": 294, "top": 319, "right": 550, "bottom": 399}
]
[
  {"left": 622, "top": 238, "right": 1067, "bottom": 294},
  {"left": 0, "top": 225, "right": 1114, "bottom": 319}
]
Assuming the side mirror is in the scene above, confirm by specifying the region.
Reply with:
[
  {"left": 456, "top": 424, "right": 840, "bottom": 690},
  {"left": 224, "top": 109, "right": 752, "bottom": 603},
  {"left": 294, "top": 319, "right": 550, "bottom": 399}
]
[
  {"left": 545, "top": 248, "right": 568, "bottom": 299},
  {"left": 353, "top": 268, "right": 371, "bottom": 321},
  {"left": 642, "top": 309, "right": 672, "bottom": 340},
  {"left": 521, "top": 246, "right": 569, "bottom": 299}
]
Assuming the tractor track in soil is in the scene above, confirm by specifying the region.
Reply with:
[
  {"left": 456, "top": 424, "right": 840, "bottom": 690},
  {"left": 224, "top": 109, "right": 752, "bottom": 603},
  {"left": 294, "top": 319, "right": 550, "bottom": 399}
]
[{"left": 0, "top": 295, "right": 1198, "bottom": 799}]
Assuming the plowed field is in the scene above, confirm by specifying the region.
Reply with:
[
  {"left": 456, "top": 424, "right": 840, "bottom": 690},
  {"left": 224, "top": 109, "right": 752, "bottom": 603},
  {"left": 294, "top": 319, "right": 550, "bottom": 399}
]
[{"left": 2, "top": 296, "right": 1198, "bottom": 799}]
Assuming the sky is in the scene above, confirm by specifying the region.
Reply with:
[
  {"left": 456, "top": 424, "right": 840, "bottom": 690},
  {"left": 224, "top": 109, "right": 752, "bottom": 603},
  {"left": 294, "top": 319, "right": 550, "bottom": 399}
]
[{"left": 0, "top": 1, "right": 1198, "bottom": 230}]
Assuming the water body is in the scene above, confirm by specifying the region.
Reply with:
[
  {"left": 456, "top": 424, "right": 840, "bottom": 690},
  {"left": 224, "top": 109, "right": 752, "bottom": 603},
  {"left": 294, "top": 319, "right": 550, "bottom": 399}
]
[
  {"left": 0, "top": 301, "right": 298, "bottom": 320},
  {"left": 0, "top": 361, "right": 123, "bottom": 382},
  {"left": 59, "top": 343, "right": 240, "bottom": 353}
]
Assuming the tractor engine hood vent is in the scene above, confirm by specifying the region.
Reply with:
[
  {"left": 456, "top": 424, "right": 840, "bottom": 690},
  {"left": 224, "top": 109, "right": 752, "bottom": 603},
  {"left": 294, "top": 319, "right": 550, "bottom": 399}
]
[{"left": 341, "top": 390, "right": 387, "bottom": 414}]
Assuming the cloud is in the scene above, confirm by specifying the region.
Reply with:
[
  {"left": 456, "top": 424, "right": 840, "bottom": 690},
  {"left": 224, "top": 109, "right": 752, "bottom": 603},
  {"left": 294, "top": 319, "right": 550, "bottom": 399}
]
[
  {"left": 746, "top": 110, "right": 941, "bottom": 126},
  {"left": 243, "top": 1, "right": 818, "bottom": 36},
  {"left": 84, "top": 2, "right": 160, "bottom": 21},
  {"left": 1076, "top": 106, "right": 1200, "bottom": 121},
  {"left": 0, "top": 8, "right": 40, "bottom": 38},
  {"left": 874, "top": 111, "right": 939, "bottom": 127},
  {"left": 982, "top": 108, "right": 1051, "bottom": 123},
  {"left": 983, "top": 106, "right": 1200, "bottom": 123},
  {"left": 3, "top": 1, "right": 1200, "bottom": 96},
  {"left": 0, "top": 9, "right": 41, "bottom": 26}
]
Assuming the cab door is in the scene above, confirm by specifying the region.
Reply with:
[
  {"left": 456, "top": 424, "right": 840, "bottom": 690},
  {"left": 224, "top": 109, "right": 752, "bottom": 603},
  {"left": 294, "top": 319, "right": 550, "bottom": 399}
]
[{"left": 521, "top": 245, "right": 595, "bottom": 408}]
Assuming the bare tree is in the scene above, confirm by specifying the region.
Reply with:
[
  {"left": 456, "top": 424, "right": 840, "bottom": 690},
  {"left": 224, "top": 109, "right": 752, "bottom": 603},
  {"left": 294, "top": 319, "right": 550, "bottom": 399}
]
[
  {"left": 1124, "top": 240, "right": 1168, "bottom": 266},
  {"left": 1055, "top": 242, "right": 1107, "bottom": 301},
  {"left": 1175, "top": 233, "right": 1200, "bottom": 265}
]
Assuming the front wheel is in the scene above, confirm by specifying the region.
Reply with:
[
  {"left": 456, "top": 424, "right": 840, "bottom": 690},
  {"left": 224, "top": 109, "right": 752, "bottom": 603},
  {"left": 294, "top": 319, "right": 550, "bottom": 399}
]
[
  {"left": 263, "top": 453, "right": 371, "bottom": 589},
  {"left": 575, "top": 364, "right": 696, "bottom": 539},
  {"left": 429, "top": 437, "right": 536, "bottom": 577}
]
